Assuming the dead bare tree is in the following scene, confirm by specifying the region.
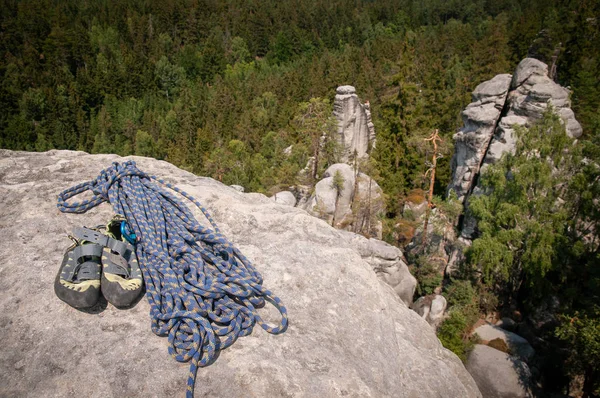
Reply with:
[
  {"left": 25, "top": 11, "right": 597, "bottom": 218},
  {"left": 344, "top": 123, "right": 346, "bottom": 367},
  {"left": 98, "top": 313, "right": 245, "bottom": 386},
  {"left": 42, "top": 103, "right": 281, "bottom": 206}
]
[{"left": 422, "top": 129, "right": 442, "bottom": 249}]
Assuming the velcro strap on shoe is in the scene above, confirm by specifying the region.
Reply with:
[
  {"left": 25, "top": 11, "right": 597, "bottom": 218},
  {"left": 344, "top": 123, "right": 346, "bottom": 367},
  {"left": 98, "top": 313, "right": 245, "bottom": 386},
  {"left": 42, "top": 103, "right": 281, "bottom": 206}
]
[
  {"left": 107, "top": 239, "right": 129, "bottom": 257},
  {"left": 73, "top": 261, "right": 101, "bottom": 281},
  {"left": 103, "top": 250, "right": 130, "bottom": 278},
  {"left": 72, "top": 227, "right": 133, "bottom": 256},
  {"left": 72, "top": 244, "right": 103, "bottom": 259},
  {"left": 72, "top": 227, "right": 110, "bottom": 247}
]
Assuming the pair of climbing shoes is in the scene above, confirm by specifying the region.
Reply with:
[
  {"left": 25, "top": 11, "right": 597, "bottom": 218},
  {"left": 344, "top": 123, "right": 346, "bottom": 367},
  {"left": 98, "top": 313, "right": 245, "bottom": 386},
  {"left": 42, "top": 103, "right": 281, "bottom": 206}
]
[{"left": 54, "top": 219, "right": 143, "bottom": 308}]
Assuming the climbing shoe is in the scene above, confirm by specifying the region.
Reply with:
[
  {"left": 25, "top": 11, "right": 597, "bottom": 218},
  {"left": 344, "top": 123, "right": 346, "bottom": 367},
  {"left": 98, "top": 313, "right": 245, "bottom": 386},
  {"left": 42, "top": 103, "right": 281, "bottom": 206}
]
[
  {"left": 54, "top": 239, "right": 103, "bottom": 308},
  {"left": 72, "top": 225, "right": 143, "bottom": 308}
]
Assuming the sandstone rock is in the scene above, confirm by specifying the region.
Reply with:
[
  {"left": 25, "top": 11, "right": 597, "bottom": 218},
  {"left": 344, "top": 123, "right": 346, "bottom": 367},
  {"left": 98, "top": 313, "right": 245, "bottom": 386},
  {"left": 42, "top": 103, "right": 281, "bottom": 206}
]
[
  {"left": 413, "top": 295, "right": 447, "bottom": 328},
  {"left": 271, "top": 191, "right": 296, "bottom": 207},
  {"left": 303, "top": 163, "right": 385, "bottom": 239},
  {"left": 473, "top": 324, "right": 535, "bottom": 361},
  {"left": 337, "top": 230, "right": 416, "bottom": 306},
  {"left": 0, "top": 150, "right": 480, "bottom": 398},
  {"left": 333, "top": 86, "right": 376, "bottom": 163},
  {"left": 450, "top": 58, "right": 583, "bottom": 239},
  {"left": 467, "top": 345, "right": 532, "bottom": 398},
  {"left": 502, "top": 58, "right": 582, "bottom": 139},
  {"left": 448, "top": 74, "right": 512, "bottom": 202}
]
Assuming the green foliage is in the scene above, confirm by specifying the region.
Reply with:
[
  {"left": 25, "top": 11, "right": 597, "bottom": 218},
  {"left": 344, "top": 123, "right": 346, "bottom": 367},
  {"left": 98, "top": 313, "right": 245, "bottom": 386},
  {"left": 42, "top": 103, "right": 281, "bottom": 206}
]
[
  {"left": 413, "top": 256, "right": 443, "bottom": 296},
  {"left": 331, "top": 170, "right": 345, "bottom": 194},
  {"left": 555, "top": 308, "right": 600, "bottom": 396},
  {"left": 437, "top": 309, "right": 478, "bottom": 362},
  {"left": 467, "top": 110, "right": 578, "bottom": 299}
]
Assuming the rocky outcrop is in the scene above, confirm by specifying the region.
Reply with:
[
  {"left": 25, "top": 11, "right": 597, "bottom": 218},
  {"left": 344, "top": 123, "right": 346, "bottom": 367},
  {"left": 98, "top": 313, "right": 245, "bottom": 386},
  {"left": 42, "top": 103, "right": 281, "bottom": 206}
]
[
  {"left": 0, "top": 150, "right": 481, "bottom": 398},
  {"left": 467, "top": 345, "right": 532, "bottom": 398},
  {"left": 448, "top": 58, "right": 583, "bottom": 238},
  {"left": 333, "top": 86, "right": 376, "bottom": 163},
  {"left": 413, "top": 295, "right": 448, "bottom": 328},
  {"left": 449, "top": 74, "right": 512, "bottom": 202},
  {"left": 481, "top": 58, "right": 582, "bottom": 174},
  {"left": 302, "top": 163, "right": 385, "bottom": 239}
]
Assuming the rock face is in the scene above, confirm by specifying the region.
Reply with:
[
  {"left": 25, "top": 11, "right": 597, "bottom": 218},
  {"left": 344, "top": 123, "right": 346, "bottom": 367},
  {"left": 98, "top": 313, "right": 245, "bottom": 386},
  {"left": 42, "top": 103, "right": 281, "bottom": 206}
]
[
  {"left": 448, "top": 58, "right": 583, "bottom": 238},
  {"left": 0, "top": 150, "right": 480, "bottom": 398},
  {"left": 413, "top": 295, "right": 448, "bottom": 328},
  {"left": 467, "top": 345, "right": 532, "bottom": 398},
  {"left": 473, "top": 323, "right": 535, "bottom": 361},
  {"left": 302, "top": 163, "right": 385, "bottom": 239},
  {"left": 333, "top": 85, "right": 376, "bottom": 163},
  {"left": 449, "top": 74, "right": 512, "bottom": 202},
  {"left": 338, "top": 230, "right": 417, "bottom": 306}
]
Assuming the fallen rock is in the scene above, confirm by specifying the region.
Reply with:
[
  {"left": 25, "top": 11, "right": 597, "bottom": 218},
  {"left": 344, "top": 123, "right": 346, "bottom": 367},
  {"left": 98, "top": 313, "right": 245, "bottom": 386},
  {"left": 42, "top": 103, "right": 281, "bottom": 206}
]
[
  {"left": 0, "top": 150, "right": 481, "bottom": 398},
  {"left": 467, "top": 345, "right": 532, "bottom": 398},
  {"left": 473, "top": 323, "right": 535, "bottom": 361},
  {"left": 271, "top": 191, "right": 297, "bottom": 207},
  {"left": 413, "top": 295, "right": 448, "bottom": 328}
]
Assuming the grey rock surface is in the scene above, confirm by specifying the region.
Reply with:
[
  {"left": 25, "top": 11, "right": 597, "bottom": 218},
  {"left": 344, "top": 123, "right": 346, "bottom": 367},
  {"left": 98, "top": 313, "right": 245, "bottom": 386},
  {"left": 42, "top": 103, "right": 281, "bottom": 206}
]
[
  {"left": 0, "top": 150, "right": 480, "bottom": 398},
  {"left": 271, "top": 190, "right": 297, "bottom": 207},
  {"left": 230, "top": 184, "right": 245, "bottom": 192},
  {"left": 448, "top": 74, "right": 512, "bottom": 202},
  {"left": 467, "top": 345, "right": 532, "bottom": 398},
  {"left": 333, "top": 86, "right": 376, "bottom": 163},
  {"left": 413, "top": 295, "right": 448, "bottom": 328},
  {"left": 449, "top": 58, "right": 583, "bottom": 239},
  {"left": 473, "top": 324, "right": 535, "bottom": 361},
  {"left": 337, "top": 230, "right": 417, "bottom": 306},
  {"left": 303, "top": 163, "right": 385, "bottom": 239}
]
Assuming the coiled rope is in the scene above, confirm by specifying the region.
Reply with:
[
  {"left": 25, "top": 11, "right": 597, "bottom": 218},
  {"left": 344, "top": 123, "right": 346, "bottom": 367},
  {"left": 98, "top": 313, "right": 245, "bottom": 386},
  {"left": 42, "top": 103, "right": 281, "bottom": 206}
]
[{"left": 57, "top": 160, "right": 288, "bottom": 397}]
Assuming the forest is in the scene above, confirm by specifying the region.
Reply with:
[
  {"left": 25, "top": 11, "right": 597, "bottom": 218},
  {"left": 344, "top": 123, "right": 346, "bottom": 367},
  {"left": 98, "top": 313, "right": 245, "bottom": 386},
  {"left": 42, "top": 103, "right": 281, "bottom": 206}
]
[{"left": 1, "top": 0, "right": 599, "bottom": 395}]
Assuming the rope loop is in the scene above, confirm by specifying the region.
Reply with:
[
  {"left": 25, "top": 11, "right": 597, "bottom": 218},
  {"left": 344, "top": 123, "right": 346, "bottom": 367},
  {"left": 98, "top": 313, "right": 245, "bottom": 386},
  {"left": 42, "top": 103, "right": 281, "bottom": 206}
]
[{"left": 57, "top": 161, "right": 288, "bottom": 397}]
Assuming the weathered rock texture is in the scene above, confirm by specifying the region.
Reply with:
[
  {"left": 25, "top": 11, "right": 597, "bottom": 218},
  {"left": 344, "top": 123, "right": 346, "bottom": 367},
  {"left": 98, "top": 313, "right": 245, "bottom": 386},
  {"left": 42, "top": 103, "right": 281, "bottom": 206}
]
[
  {"left": 271, "top": 190, "right": 296, "bottom": 207},
  {"left": 302, "top": 163, "right": 385, "bottom": 239},
  {"left": 449, "top": 74, "right": 512, "bottom": 202},
  {"left": 0, "top": 150, "right": 480, "bottom": 398},
  {"left": 333, "top": 85, "right": 376, "bottom": 163},
  {"left": 413, "top": 295, "right": 448, "bottom": 328},
  {"left": 448, "top": 58, "right": 583, "bottom": 238},
  {"left": 467, "top": 345, "right": 532, "bottom": 398},
  {"left": 338, "top": 230, "right": 417, "bottom": 306}
]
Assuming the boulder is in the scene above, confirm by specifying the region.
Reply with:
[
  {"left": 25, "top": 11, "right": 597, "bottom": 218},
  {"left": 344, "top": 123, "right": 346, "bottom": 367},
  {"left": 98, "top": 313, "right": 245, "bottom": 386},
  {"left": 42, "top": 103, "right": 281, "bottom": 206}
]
[
  {"left": 473, "top": 324, "right": 535, "bottom": 361},
  {"left": 413, "top": 295, "right": 447, "bottom": 328},
  {"left": 0, "top": 149, "right": 481, "bottom": 398},
  {"left": 467, "top": 345, "right": 532, "bottom": 398},
  {"left": 333, "top": 86, "right": 376, "bottom": 163},
  {"left": 303, "top": 163, "right": 385, "bottom": 239},
  {"left": 271, "top": 191, "right": 297, "bottom": 207},
  {"left": 230, "top": 184, "right": 244, "bottom": 192}
]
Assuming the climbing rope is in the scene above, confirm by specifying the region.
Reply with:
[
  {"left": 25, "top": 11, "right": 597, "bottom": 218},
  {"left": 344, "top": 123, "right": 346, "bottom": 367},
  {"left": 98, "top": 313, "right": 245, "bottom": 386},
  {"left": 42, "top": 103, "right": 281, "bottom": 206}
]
[{"left": 57, "top": 160, "right": 288, "bottom": 397}]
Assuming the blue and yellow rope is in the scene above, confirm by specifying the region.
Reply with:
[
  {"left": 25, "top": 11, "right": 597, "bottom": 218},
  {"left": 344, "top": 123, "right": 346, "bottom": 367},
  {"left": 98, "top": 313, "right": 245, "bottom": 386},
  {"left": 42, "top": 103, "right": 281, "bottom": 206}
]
[{"left": 57, "top": 161, "right": 288, "bottom": 397}]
